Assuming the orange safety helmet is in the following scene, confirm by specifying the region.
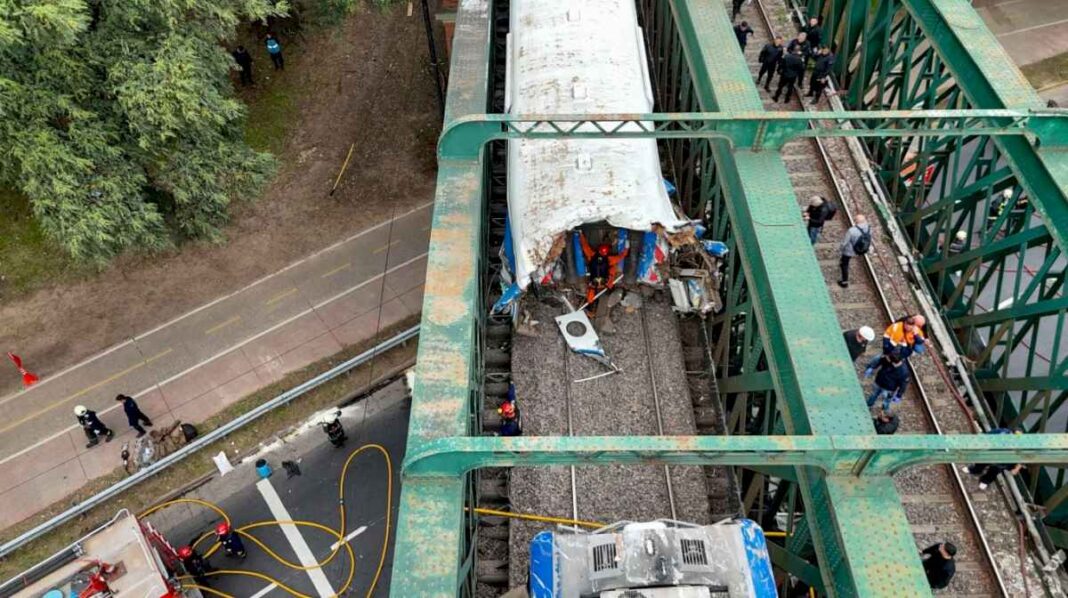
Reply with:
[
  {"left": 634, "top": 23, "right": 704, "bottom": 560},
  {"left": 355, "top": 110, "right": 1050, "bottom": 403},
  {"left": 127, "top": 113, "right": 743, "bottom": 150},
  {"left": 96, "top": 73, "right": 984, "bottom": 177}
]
[
  {"left": 178, "top": 546, "right": 194, "bottom": 559},
  {"left": 498, "top": 401, "right": 516, "bottom": 418},
  {"left": 597, "top": 244, "right": 610, "bottom": 257},
  {"left": 215, "top": 522, "right": 231, "bottom": 536}
]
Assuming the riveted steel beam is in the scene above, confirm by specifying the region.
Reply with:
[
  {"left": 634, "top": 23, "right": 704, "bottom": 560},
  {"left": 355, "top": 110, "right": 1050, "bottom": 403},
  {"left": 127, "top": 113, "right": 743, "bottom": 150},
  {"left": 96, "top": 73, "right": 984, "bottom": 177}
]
[
  {"left": 437, "top": 109, "right": 1062, "bottom": 158},
  {"left": 401, "top": 434, "right": 1068, "bottom": 477}
]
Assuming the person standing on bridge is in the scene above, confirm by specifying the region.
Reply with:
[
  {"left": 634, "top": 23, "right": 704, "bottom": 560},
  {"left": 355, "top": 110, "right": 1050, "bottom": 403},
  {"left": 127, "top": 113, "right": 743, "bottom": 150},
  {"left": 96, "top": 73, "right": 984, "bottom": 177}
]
[
  {"left": 842, "top": 326, "right": 876, "bottom": 363},
  {"left": 920, "top": 542, "right": 957, "bottom": 590},
  {"left": 837, "top": 214, "right": 871, "bottom": 288},
  {"left": 731, "top": 0, "right": 745, "bottom": 20},
  {"left": 865, "top": 350, "right": 909, "bottom": 415},
  {"left": 116, "top": 394, "right": 153, "bottom": 437},
  {"left": 756, "top": 37, "right": 785, "bottom": 91},
  {"left": 734, "top": 21, "right": 754, "bottom": 51},
  {"left": 773, "top": 45, "right": 805, "bottom": 103},
  {"left": 962, "top": 427, "right": 1024, "bottom": 490},
  {"left": 802, "top": 17, "right": 823, "bottom": 57},
  {"left": 807, "top": 46, "right": 835, "bottom": 105},
  {"left": 865, "top": 315, "right": 926, "bottom": 374},
  {"left": 802, "top": 195, "right": 836, "bottom": 244},
  {"left": 265, "top": 33, "right": 284, "bottom": 70},
  {"left": 75, "top": 405, "right": 113, "bottom": 448}
]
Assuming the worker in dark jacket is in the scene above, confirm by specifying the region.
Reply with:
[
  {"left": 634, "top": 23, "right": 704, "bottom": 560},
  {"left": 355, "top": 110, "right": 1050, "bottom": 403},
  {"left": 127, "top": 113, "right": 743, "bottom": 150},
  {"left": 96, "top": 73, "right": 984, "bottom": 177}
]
[
  {"left": 734, "top": 21, "right": 754, "bottom": 50},
  {"left": 178, "top": 545, "right": 214, "bottom": 586},
  {"left": 842, "top": 326, "right": 876, "bottom": 362},
  {"left": 215, "top": 522, "right": 247, "bottom": 559},
  {"left": 865, "top": 352, "right": 909, "bottom": 414},
  {"left": 231, "top": 46, "right": 253, "bottom": 86},
  {"left": 773, "top": 46, "right": 805, "bottom": 103},
  {"left": 785, "top": 32, "right": 811, "bottom": 88},
  {"left": 807, "top": 47, "right": 835, "bottom": 104},
  {"left": 920, "top": 542, "right": 957, "bottom": 590},
  {"left": 75, "top": 405, "right": 113, "bottom": 448},
  {"left": 802, "top": 17, "right": 823, "bottom": 53},
  {"left": 756, "top": 37, "right": 785, "bottom": 91},
  {"left": 802, "top": 195, "right": 836, "bottom": 244},
  {"left": 116, "top": 394, "right": 153, "bottom": 437},
  {"left": 962, "top": 427, "right": 1024, "bottom": 490}
]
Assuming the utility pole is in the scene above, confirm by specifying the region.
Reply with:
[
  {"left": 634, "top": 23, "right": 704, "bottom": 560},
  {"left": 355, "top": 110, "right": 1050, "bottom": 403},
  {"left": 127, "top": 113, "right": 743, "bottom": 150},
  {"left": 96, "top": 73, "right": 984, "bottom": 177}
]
[{"left": 420, "top": 0, "right": 446, "bottom": 119}]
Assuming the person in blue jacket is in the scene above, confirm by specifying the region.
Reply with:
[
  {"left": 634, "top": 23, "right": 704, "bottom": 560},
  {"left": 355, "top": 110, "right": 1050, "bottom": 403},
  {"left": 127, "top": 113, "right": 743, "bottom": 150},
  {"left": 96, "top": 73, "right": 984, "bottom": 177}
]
[
  {"left": 266, "top": 33, "right": 284, "bottom": 70},
  {"left": 865, "top": 351, "right": 910, "bottom": 414}
]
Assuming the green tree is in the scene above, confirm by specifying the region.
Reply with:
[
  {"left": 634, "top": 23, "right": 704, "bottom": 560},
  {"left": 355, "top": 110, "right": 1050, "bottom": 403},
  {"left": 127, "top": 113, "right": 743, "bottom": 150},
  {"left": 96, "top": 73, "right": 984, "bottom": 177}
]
[{"left": 0, "top": 0, "right": 288, "bottom": 263}]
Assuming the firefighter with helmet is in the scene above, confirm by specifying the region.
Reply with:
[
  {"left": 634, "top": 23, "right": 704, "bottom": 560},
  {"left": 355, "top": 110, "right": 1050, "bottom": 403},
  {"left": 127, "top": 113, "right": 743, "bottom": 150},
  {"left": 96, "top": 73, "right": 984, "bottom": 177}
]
[
  {"left": 178, "top": 545, "right": 214, "bottom": 587},
  {"left": 74, "top": 405, "right": 114, "bottom": 448},
  {"left": 578, "top": 231, "right": 628, "bottom": 307},
  {"left": 215, "top": 521, "right": 247, "bottom": 559}
]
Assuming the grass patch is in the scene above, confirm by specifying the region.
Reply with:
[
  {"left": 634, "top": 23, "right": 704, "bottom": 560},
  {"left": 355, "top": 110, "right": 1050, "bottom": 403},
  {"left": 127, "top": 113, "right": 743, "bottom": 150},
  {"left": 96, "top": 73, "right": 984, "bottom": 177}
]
[
  {"left": 243, "top": 81, "right": 299, "bottom": 155},
  {"left": 0, "top": 317, "right": 418, "bottom": 580},
  {"left": 0, "top": 189, "right": 89, "bottom": 300},
  {"left": 1020, "top": 51, "right": 1068, "bottom": 92}
]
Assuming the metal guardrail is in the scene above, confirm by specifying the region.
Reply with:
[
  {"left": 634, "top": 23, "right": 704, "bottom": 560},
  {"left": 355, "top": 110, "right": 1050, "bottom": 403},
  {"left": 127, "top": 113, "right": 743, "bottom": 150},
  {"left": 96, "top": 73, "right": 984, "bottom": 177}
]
[{"left": 0, "top": 325, "right": 420, "bottom": 559}]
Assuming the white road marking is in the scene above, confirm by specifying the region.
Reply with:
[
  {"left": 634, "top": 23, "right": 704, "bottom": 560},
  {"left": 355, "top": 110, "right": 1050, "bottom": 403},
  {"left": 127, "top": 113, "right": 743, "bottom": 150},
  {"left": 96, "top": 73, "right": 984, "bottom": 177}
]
[
  {"left": 256, "top": 478, "right": 336, "bottom": 598},
  {"left": 249, "top": 582, "right": 278, "bottom": 598},
  {"left": 0, "top": 253, "right": 428, "bottom": 466},
  {"left": 0, "top": 200, "right": 434, "bottom": 406},
  {"left": 328, "top": 525, "right": 368, "bottom": 551},
  {"left": 996, "top": 17, "right": 1068, "bottom": 38}
]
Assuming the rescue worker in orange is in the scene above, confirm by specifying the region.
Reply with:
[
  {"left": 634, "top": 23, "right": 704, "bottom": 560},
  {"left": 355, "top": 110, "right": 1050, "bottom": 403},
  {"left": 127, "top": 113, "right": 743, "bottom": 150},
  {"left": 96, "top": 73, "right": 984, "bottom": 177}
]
[
  {"left": 865, "top": 314, "right": 926, "bottom": 376},
  {"left": 579, "top": 232, "right": 628, "bottom": 306}
]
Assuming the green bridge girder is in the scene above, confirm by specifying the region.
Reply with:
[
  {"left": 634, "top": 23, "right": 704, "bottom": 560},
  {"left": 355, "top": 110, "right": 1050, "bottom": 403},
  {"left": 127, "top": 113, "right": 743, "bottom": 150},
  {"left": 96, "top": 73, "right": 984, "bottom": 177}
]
[{"left": 391, "top": 0, "right": 1068, "bottom": 596}]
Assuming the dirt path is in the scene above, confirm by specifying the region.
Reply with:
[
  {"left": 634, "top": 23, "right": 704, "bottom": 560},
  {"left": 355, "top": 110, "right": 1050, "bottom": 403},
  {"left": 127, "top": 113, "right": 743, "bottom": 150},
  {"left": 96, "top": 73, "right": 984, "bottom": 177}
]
[{"left": 0, "top": 6, "right": 439, "bottom": 395}]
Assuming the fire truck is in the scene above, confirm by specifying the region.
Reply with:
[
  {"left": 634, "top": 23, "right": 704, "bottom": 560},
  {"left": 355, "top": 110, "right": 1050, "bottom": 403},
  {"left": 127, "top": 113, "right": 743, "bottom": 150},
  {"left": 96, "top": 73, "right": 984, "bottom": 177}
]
[{"left": 0, "top": 510, "right": 194, "bottom": 598}]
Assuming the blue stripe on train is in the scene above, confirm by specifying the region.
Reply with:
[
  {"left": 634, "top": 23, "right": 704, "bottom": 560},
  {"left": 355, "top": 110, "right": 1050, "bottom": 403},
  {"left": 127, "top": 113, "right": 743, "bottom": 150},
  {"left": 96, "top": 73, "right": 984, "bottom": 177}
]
[
  {"left": 739, "top": 519, "right": 778, "bottom": 597},
  {"left": 529, "top": 531, "right": 556, "bottom": 598}
]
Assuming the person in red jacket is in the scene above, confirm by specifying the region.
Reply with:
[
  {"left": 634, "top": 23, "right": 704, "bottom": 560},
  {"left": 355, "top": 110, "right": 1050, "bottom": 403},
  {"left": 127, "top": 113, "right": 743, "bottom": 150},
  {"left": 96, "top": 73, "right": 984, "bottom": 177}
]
[{"left": 579, "top": 232, "right": 628, "bottom": 307}]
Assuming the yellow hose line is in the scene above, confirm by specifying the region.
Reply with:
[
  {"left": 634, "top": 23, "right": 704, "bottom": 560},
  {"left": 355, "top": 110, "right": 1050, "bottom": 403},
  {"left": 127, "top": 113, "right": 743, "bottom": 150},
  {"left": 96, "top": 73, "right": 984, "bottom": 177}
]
[
  {"left": 469, "top": 506, "right": 604, "bottom": 529},
  {"left": 145, "top": 443, "right": 392, "bottom": 598},
  {"left": 185, "top": 583, "right": 234, "bottom": 598},
  {"left": 140, "top": 497, "right": 230, "bottom": 523}
]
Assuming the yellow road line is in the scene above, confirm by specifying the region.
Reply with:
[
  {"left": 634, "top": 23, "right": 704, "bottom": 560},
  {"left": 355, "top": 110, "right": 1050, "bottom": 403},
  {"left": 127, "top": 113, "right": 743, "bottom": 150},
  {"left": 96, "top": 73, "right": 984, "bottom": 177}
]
[
  {"left": 265, "top": 288, "right": 298, "bottom": 306},
  {"left": 0, "top": 348, "right": 173, "bottom": 435},
  {"left": 372, "top": 240, "right": 401, "bottom": 254},
  {"left": 205, "top": 316, "right": 241, "bottom": 335},
  {"left": 321, "top": 263, "right": 351, "bottom": 278}
]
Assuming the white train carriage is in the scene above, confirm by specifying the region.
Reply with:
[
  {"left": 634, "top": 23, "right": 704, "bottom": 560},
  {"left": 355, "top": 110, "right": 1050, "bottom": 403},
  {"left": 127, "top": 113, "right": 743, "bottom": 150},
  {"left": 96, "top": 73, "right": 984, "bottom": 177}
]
[{"left": 503, "top": 0, "right": 688, "bottom": 291}]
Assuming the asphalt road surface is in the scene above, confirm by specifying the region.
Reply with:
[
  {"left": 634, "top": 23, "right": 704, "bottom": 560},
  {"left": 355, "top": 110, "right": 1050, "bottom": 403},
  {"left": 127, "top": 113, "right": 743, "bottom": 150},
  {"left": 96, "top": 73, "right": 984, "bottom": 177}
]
[{"left": 160, "top": 379, "right": 411, "bottom": 598}]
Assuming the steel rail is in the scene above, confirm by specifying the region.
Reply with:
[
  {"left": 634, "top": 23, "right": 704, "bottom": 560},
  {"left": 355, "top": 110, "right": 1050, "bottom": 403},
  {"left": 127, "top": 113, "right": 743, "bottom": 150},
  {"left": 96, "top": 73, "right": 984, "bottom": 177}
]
[
  {"left": 0, "top": 325, "right": 420, "bottom": 559},
  {"left": 746, "top": 0, "right": 1010, "bottom": 595},
  {"left": 639, "top": 303, "right": 679, "bottom": 522}
]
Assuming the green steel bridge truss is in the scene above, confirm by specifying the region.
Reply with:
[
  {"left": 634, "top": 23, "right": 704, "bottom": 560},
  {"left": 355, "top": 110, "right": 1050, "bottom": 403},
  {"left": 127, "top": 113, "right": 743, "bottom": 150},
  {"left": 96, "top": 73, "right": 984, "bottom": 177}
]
[{"left": 392, "top": 0, "right": 1068, "bottom": 595}]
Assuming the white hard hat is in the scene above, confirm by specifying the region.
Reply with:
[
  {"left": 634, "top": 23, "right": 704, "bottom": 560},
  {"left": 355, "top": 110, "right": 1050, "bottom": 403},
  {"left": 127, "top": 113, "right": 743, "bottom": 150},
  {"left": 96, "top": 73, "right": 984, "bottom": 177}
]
[
  {"left": 1002, "top": 188, "right": 1013, "bottom": 199},
  {"left": 858, "top": 326, "right": 876, "bottom": 342},
  {"left": 74, "top": 405, "right": 88, "bottom": 416},
  {"left": 954, "top": 230, "right": 967, "bottom": 241}
]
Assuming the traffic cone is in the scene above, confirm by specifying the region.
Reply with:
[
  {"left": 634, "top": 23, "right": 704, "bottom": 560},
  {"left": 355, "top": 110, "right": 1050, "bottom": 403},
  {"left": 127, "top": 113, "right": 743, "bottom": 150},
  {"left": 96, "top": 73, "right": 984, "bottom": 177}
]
[{"left": 7, "top": 353, "right": 39, "bottom": 388}]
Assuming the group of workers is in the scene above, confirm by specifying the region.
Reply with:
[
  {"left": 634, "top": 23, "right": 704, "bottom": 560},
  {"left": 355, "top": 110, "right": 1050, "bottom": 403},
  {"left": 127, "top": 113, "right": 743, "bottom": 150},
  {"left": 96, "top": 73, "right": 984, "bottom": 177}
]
[
  {"left": 176, "top": 522, "right": 247, "bottom": 587},
  {"left": 745, "top": 17, "right": 836, "bottom": 105},
  {"left": 73, "top": 394, "right": 155, "bottom": 448},
  {"left": 842, "top": 315, "right": 926, "bottom": 434}
]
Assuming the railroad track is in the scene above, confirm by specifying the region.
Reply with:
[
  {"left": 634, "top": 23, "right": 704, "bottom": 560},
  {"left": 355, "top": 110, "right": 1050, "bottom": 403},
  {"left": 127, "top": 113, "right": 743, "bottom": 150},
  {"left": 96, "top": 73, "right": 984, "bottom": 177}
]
[{"left": 735, "top": 0, "right": 1041, "bottom": 593}]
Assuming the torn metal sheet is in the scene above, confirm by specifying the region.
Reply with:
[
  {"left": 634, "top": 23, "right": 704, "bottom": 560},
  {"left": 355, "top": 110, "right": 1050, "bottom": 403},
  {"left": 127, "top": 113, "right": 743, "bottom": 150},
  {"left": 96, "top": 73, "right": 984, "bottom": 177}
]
[{"left": 555, "top": 308, "right": 615, "bottom": 369}]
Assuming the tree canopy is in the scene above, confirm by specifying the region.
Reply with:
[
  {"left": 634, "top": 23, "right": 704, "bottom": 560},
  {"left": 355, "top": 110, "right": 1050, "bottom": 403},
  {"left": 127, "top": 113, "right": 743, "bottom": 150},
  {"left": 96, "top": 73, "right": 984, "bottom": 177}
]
[{"left": 0, "top": 0, "right": 288, "bottom": 263}]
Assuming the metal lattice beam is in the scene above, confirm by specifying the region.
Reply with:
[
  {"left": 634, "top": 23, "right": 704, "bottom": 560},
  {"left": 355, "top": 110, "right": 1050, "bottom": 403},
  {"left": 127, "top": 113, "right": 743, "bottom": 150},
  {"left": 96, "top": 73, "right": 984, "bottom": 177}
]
[{"left": 437, "top": 109, "right": 1068, "bottom": 157}]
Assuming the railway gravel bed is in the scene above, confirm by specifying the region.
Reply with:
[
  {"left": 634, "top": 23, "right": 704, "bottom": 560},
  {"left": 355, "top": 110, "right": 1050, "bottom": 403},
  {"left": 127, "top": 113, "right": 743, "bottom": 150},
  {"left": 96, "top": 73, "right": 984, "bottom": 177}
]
[{"left": 507, "top": 294, "right": 711, "bottom": 587}]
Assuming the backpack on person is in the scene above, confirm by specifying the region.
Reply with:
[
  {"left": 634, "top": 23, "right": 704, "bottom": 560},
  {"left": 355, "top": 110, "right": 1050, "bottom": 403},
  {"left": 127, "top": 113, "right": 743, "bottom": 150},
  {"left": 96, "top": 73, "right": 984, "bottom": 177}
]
[
  {"left": 822, "top": 200, "right": 838, "bottom": 221},
  {"left": 852, "top": 226, "right": 872, "bottom": 255}
]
